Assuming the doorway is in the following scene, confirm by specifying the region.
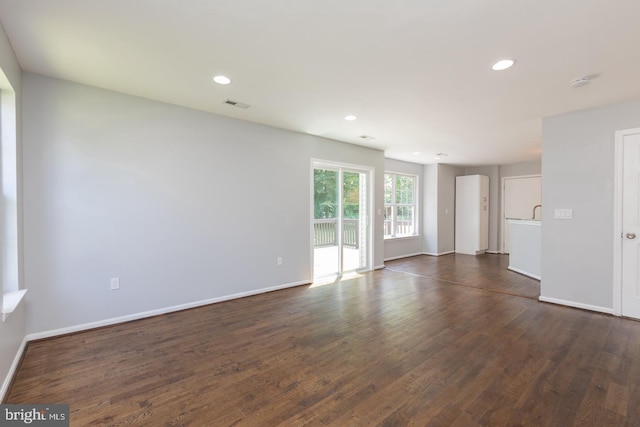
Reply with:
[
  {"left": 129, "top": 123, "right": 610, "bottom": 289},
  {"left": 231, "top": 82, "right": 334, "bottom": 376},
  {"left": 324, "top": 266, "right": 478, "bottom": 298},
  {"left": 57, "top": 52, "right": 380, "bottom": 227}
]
[
  {"left": 312, "top": 161, "right": 372, "bottom": 279},
  {"left": 501, "top": 175, "right": 541, "bottom": 253},
  {"left": 614, "top": 128, "right": 640, "bottom": 319}
]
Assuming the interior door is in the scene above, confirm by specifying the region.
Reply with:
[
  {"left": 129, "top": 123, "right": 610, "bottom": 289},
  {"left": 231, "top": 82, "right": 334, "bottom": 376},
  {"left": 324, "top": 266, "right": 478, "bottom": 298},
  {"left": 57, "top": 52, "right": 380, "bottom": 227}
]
[
  {"left": 503, "top": 176, "right": 541, "bottom": 253},
  {"left": 622, "top": 132, "right": 640, "bottom": 318},
  {"left": 312, "top": 164, "right": 369, "bottom": 279}
]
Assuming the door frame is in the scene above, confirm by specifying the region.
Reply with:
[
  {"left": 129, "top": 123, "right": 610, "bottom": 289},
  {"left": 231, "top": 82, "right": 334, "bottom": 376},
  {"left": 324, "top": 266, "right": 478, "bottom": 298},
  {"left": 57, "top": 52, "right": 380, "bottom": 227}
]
[
  {"left": 613, "top": 127, "right": 640, "bottom": 317},
  {"left": 500, "top": 174, "right": 542, "bottom": 254},
  {"left": 310, "top": 158, "right": 374, "bottom": 280}
]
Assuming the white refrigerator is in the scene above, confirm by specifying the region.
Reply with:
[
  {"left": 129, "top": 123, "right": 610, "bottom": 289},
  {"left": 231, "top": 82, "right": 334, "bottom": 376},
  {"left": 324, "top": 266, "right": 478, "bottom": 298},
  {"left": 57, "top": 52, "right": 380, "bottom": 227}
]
[{"left": 455, "top": 175, "right": 489, "bottom": 255}]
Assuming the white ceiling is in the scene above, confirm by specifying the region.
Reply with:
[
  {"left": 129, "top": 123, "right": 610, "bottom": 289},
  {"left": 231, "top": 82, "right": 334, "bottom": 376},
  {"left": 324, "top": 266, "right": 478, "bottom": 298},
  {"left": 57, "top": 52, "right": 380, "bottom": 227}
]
[{"left": 1, "top": 0, "right": 639, "bottom": 165}]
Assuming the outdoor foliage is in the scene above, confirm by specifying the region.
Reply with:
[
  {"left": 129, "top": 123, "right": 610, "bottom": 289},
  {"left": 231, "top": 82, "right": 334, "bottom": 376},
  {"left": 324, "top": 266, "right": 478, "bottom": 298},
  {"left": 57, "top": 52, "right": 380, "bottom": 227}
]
[
  {"left": 314, "top": 169, "right": 360, "bottom": 219},
  {"left": 384, "top": 172, "right": 417, "bottom": 237}
]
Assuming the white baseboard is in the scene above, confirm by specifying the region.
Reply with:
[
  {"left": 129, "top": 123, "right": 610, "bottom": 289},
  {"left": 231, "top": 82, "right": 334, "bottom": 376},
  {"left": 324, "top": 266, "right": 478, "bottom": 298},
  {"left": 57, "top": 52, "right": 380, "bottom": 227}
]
[
  {"left": 421, "top": 251, "right": 455, "bottom": 257},
  {"left": 1, "top": 336, "right": 28, "bottom": 402},
  {"left": 26, "top": 280, "right": 310, "bottom": 342},
  {"left": 507, "top": 266, "right": 541, "bottom": 280},
  {"left": 538, "top": 296, "right": 615, "bottom": 315},
  {"left": 2, "top": 279, "right": 306, "bottom": 400},
  {"left": 485, "top": 251, "right": 501, "bottom": 254},
  {"left": 374, "top": 264, "right": 386, "bottom": 270},
  {"left": 384, "top": 252, "right": 424, "bottom": 262}
]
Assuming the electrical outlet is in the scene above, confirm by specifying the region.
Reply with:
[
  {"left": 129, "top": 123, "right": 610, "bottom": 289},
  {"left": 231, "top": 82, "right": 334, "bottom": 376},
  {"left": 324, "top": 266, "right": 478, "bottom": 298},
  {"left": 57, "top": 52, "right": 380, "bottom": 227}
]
[
  {"left": 110, "top": 277, "right": 120, "bottom": 290},
  {"left": 277, "top": 257, "right": 283, "bottom": 266}
]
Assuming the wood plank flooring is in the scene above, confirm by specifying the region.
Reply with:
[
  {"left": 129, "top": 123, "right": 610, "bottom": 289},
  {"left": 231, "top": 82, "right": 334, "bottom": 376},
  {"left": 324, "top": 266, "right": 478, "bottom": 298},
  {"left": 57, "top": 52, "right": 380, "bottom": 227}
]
[
  {"left": 6, "top": 254, "right": 640, "bottom": 426},
  {"left": 385, "top": 253, "right": 540, "bottom": 299}
]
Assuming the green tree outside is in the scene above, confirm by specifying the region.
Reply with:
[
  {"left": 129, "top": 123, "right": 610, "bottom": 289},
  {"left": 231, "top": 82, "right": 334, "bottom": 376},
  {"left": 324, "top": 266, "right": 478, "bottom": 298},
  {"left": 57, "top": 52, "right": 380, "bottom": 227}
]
[{"left": 314, "top": 169, "right": 360, "bottom": 219}]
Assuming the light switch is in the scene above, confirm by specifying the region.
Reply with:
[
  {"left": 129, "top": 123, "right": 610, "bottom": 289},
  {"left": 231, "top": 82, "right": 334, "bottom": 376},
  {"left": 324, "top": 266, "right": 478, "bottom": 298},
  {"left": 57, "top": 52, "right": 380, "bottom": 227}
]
[{"left": 554, "top": 208, "right": 573, "bottom": 219}]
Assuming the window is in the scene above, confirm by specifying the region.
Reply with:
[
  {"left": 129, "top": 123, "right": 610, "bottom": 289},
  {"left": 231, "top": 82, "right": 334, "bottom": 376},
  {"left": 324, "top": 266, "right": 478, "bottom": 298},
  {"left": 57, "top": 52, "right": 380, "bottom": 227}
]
[
  {"left": 1, "top": 72, "right": 25, "bottom": 321},
  {"left": 384, "top": 172, "right": 418, "bottom": 238}
]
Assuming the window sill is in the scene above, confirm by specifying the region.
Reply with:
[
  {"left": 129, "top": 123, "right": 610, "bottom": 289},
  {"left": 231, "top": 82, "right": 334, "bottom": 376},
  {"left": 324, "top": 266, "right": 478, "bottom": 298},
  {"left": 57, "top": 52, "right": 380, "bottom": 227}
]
[
  {"left": 2, "top": 289, "right": 27, "bottom": 322},
  {"left": 384, "top": 235, "right": 421, "bottom": 241}
]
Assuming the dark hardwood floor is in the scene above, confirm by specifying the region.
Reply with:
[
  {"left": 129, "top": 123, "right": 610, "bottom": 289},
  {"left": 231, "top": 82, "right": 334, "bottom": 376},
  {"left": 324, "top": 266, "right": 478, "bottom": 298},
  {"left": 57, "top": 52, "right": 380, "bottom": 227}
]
[
  {"left": 6, "top": 254, "right": 640, "bottom": 426},
  {"left": 385, "top": 253, "right": 540, "bottom": 299}
]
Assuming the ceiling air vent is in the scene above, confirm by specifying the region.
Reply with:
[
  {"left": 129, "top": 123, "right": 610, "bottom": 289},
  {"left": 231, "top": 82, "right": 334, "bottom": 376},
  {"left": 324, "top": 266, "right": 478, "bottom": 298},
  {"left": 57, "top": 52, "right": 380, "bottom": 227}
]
[
  {"left": 359, "top": 135, "right": 376, "bottom": 141},
  {"left": 223, "top": 99, "right": 251, "bottom": 109}
]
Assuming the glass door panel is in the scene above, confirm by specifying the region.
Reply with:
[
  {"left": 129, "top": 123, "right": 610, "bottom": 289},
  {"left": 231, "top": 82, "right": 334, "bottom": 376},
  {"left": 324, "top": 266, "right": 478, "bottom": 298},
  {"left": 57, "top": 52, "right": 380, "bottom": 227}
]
[
  {"left": 313, "top": 164, "right": 370, "bottom": 280},
  {"left": 342, "top": 171, "right": 367, "bottom": 272},
  {"left": 313, "top": 168, "right": 340, "bottom": 277}
]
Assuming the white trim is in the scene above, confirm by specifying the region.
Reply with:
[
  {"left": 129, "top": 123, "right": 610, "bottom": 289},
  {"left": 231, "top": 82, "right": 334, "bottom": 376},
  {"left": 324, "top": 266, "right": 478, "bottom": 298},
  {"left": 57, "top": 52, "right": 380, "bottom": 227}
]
[
  {"left": 612, "top": 129, "right": 640, "bottom": 316},
  {"left": 310, "top": 159, "right": 375, "bottom": 280},
  {"left": 311, "top": 158, "right": 374, "bottom": 171},
  {"left": 383, "top": 171, "right": 420, "bottom": 239},
  {"left": 538, "top": 296, "right": 614, "bottom": 315},
  {"left": 421, "top": 250, "right": 455, "bottom": 257},
  {"left": 383, "top": 234, "right": 421, "bottom": 242},
  {"left": 25, "top": 280, "right": 309, "bottom": 342},
  {"left": 613, "top": 130, "right": 624, "bottom": 316},
  {"left": 374, "top": 264, "right": 386, "bottom": 270},
  {"left": 0, "top": 336, "right": 28, "bottom": 402},
  {"left": 485, "top": 250, "right": 501, "bottom": 254},
  {"left": 384, "top": 252, "right": 423, "bottom": 262},
  {"left": 2, "top": 289, "right": 27, "bottom": 322},
  {"left": 506, "top": 219, "right": 541, "bottom": 227},
  {"left": 507, "top": 266, "right": 541, "bottom": 280},
  {"left": 1, "top": 279, "right": 309, "bottom": 398}
]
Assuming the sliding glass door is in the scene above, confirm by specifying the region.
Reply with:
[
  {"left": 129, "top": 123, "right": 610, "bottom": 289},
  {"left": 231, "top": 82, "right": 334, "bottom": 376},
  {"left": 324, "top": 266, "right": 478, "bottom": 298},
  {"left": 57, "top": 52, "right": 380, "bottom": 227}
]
[{"left": 312, "top": 162, "right": 370, "bottom": 279}]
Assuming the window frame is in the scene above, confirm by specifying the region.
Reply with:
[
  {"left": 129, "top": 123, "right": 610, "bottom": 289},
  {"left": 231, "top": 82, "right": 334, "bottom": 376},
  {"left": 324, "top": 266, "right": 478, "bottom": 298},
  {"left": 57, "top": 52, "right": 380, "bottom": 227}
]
[
  {"left": 384, "top": 172, "right": 419, "bottom": 239},
  {"left": 0, "top": 76, "right": 25, "bottom": 322}
]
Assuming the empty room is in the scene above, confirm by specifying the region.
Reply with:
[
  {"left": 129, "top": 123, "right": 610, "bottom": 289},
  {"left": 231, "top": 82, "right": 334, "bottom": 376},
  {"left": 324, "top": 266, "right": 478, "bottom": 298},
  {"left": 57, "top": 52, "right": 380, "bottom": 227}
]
[{"left": 1, "top": 1, "right": 640, "bottom": 425}]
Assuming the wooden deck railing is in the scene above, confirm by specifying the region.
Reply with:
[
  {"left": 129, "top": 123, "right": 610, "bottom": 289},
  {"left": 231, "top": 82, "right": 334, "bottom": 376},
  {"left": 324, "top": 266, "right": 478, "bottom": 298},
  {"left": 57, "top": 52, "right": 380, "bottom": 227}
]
[
  {"left": 383, "top": 220, "right": 414, "bottom": 237},
  {"left": 313, "top": 219, "right": 359, "bottom": 249}
]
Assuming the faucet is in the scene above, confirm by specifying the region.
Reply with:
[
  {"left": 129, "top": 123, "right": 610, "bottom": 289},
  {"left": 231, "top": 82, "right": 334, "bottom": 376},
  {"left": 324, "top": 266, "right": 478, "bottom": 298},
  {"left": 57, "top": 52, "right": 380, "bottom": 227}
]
[{"left": 532, "top": 204, "right": 542, "bottom": 220}]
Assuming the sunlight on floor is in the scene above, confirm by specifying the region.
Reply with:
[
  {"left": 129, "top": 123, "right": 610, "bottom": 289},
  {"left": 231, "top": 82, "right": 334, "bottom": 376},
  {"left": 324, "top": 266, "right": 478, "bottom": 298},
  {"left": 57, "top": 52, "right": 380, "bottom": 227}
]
[
  {"left": 310, "top": 271, "right": 364, "bottom": 288},
  {"left": 313, "top": 246, "right": 364, "bottom": 278}
]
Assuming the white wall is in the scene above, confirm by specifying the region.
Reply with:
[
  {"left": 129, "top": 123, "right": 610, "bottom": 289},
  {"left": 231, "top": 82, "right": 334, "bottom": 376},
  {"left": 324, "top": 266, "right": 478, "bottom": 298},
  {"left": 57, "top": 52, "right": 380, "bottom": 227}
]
[
  {"left": 383, "top": 158, "right": 423, "bottom": 260},
  {"left": 22, "top": 73, "right": 385, "bottom": 335},
  {"left": 542, "top": 99, "right": 640, "bottom": 311},
  {"left": 0, "top": 22, "right": 24, "bottom": 400}
]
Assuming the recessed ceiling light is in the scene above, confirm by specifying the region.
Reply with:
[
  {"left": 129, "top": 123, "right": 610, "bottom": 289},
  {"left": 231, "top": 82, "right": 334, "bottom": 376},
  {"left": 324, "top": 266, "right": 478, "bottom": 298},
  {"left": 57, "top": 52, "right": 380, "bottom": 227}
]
[
  {"left": 491, "top": 59, "right": 516, "bottom": 71},
  {"left": 344, "top": 115, "right": 357, "bottom": 121},
  {"left": 213, "top": 75, "right": 231, "bottom": 85},
  {"left": 412, "top": 152, "right": 421, "bottom": 155}
]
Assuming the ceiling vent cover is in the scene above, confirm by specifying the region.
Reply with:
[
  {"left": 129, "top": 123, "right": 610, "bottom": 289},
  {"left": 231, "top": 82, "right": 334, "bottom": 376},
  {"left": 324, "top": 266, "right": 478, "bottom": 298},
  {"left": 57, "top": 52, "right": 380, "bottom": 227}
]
[
  {"left": 570, "top": 77, "right": 591, "bottom": 88},
  {"left": 223, "top": 99, "right": 251, "bottom": 109}
]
